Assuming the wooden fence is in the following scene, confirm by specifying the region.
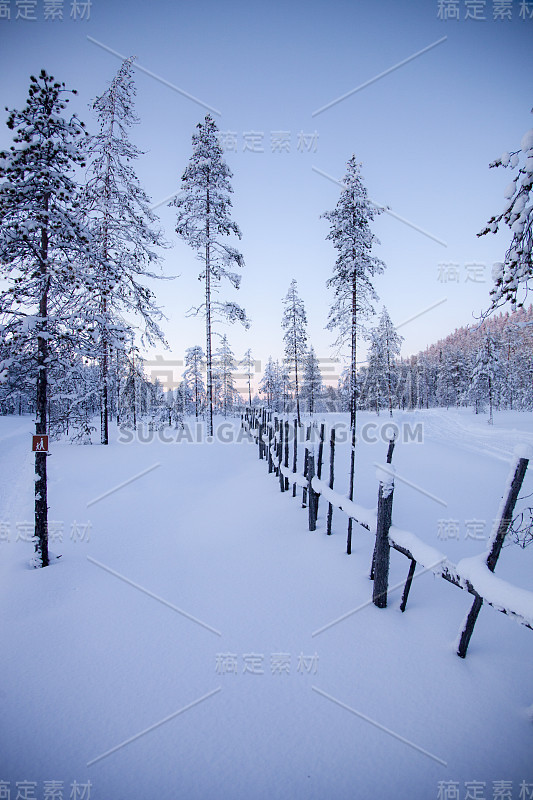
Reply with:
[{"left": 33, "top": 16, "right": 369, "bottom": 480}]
[{"left": 241, "top": 407, "right": 533, "bottom": 658}]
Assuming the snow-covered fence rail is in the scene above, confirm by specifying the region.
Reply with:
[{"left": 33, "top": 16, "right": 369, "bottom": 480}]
[{"left": 241, "top": 408, "right": 533, "bottom": 658}]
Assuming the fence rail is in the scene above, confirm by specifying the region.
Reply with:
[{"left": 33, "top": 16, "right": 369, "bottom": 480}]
[{"left": 241, "top": 408, "right": 533, "bottom": 657}]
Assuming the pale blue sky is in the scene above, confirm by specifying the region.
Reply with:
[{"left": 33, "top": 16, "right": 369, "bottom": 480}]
[{"left": 1, "top": 0, "right": 532, "bottom": 389}]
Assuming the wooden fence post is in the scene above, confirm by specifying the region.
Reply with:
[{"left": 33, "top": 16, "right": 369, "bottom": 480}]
[
  {"left": 279, "top": 420, "right": 285, "bottom": 492},
  {"left": 315, "top": 422, "right": 325, "bottom": 515},
  {"left": 307, "top": 449, "right": 317, "bottom": 531},
  {"left": 302, "top": 425, "right": 311, "bottom": 508},
  {"left": 372, "top": 466, "right": 394, "bottom": 609},
  {"left": 326, "top": 427, "right": 336, "bottom": 535},
  {"left": 292, "top": 419, "right": 298, "bottom": 498},
  {"left": 284, "top": 420, "right": 290, "bottom": 491},
  {"left": 371, "top": 438, "right": 396, "bottom": 580},
  {"left": 273, "top": 417, "right": 279, "bottom": 476},
  {"left": 457, "top": 453, "right": 530, "bottom": 658},
  {"left": 268, "top": 423, "right": 273, "bottom": 474},
  {"left": 258, "top": 421, "right": 263, "bottom": 460}
]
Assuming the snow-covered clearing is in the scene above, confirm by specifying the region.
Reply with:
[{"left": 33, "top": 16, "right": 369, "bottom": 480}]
[{"left": 1, "top": 408, "right": 533, "bottom": 799}]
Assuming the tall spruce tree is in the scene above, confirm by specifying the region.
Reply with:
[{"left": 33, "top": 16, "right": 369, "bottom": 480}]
[
  {"left": 85, "top": 57, "right": 167, "bottom": 444},
  {"left": 183, "top": 345, "right": 205, "bottom": 418},
  {"left": 281, "top": 279, "right": 307, "bottom": 425},
  {"left": 0, "top": 71, "right": 96, "bottom": 566},
  {"left": 259, "top": 356, "right": 285, "bottom": 411},
  {"left": 240, "top": 347, "right": 255, "bottom": 407},
  {"left": 301, "top": 346, "right": 323, "bottom": 414},
  {"left": 469, "top": 333, "right": 502, "bottom": 424},
  {"left": 173, "top": 114, "right": 248, "bottom": 436},
  {"left": 322, "top": 156, "right": 385, "bottom": 553},
  {"left": 367, "top": 307, "right": 402, "bottom": 417},
  {"left": 214, "top": 334, "right": 238, "bottom": 417}
]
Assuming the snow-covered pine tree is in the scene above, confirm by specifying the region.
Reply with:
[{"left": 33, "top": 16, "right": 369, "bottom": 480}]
[
  {"left": 365, "top": 331, "right": 386, "bottom": 414},
  {"left": 173, "top": 114, "right": 248, "bottom": 436},
  {"left": 469, "top": 333, "right": 503, "bottom": 424},
  {"left": 366, "top": 307, "right": 402, "bottom": 417},
  {"left": 0, "top": 332, "right": 35, "bottom": 416},
  {"left": 281, "top": 279, "right": 307, "bottom": 425},
  {"left": 336, "top": 366, "right": 351, "bottom": 412},
  {"left": 147, "top": 378, "right": 170, "bottom": 431},
  {"left": 0, "top": 71, "right": 98, "bottom": 566},
  {"left": 478, "top": 116, "right": 533, "bottom": 311},
  {"left": 119, "top": 343, "right": 149, "bottom": 428},
  {"left": 48, "top": 344, "right": 99, "bottom": 442},
  {"left": 84, "top": 57, "right": 167, "bottom": 444},
  {"left": 182, "top": 345, "right": 205, "bottom": 418},
  {"left": 415, "top": 352, "right": 433, "bottom": 409},
  {"left": 259, "top": 357, "right": 275, "bottom": 409},
  {"left": 278, "top": 360, "right": 292, "bottom": 414},
  {"left": 240, "top": 348, "right": 255, "bottom": 407},
  {"left": 213, "top": 334, "right": 239, "bottom": 418},
  {"left": 172, "top": 382, "right": 186, "bottom": 419},
  {"left": 259, "top": 356, "right": 285, "bottom": 411},
  {"left": 301, "top": 345, "right": 323, "bottom": 414},
  {"left": 322, "top": 156, "right": 385, "bottom": 553}
]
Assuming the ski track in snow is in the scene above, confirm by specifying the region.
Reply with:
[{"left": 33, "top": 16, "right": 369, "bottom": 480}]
[
  {"left": 0, "top": 418, "right": 34, "bottom": 525},
  {"left": 417, "top": 409, "right": 533, "bottom": 463}
]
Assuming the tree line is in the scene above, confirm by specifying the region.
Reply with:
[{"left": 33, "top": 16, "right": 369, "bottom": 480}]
[{"left": 1, "top": 61, "right": 531, "bottom": 566}]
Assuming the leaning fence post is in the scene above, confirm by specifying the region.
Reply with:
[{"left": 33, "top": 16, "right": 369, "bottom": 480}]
[
  {"left": 457, "top": 450, "right": 530, "bottom": 658},
  {"left": 400, "top": 559, "right": 417, "bottom": 613},
  {"left": 326, "top": 427, "right": 336, "bottom": 535},
  {"left": 372, "top": 464, "right": 395, "bottom": 609}
]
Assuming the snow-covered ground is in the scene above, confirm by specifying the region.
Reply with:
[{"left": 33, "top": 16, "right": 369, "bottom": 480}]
[{"left": 1, "top": 408, "right": 533, "bottom": 800}]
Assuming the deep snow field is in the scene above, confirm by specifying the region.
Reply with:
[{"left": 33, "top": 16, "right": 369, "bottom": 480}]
[{"left": 1, "top": 407, "right": 533, "bottom": 800}]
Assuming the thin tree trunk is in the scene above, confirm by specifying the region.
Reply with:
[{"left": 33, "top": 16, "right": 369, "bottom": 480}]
[
  {"left": 132, "top": 343, "right": 137, "bottom": 428},
  {"left": 101, "top": 303, "right": 109, "bottom": 445},
  {"left": 347, "top": 273, "right": 357, "bottom": 554},
  {"left": 35, "top": 192, "right": 50, "bottom": 567},
  {"left": 205, "top": 183, "right": 214, "bottom": 437}
]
